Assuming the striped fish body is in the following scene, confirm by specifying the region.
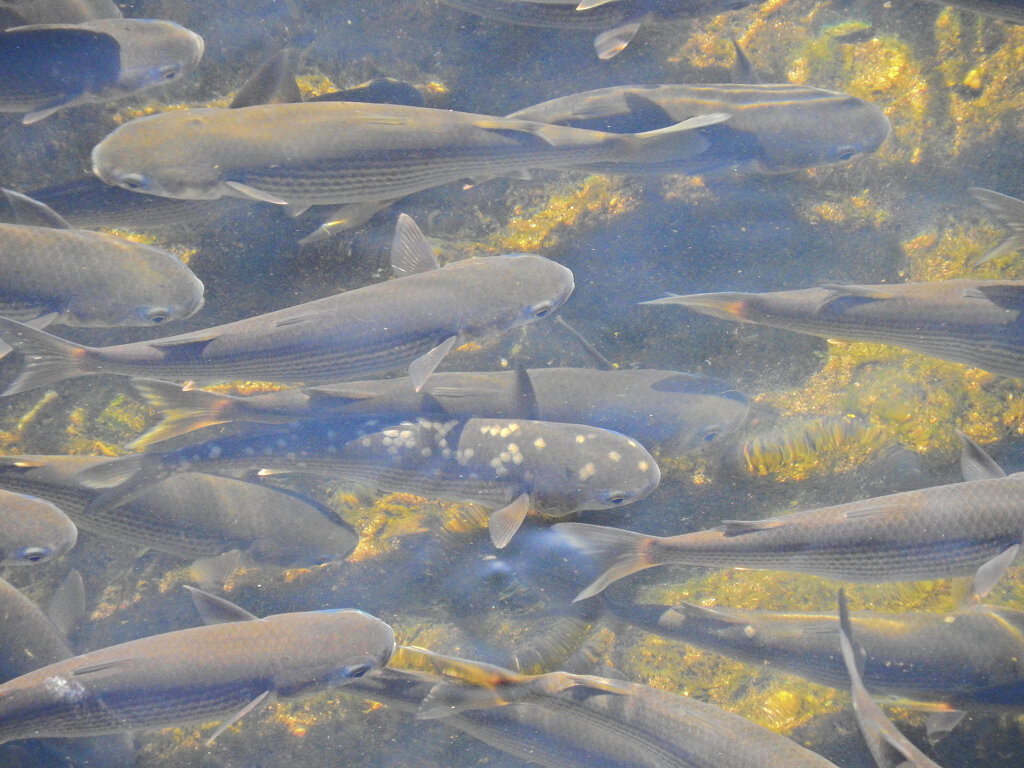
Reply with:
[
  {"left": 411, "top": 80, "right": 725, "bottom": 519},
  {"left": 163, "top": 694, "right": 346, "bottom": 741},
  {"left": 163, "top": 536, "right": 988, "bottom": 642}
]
[
  {"left": 0, "top": 578, "right": 73, "bottom": 682},
  {"left": 0, "top": 609, "right": 394, "bottom": 744},
  {"left": 0, "top": 222, "right": 204, "bottom": 328},
  {"left": 609, "top": 601, "right": 1024, "bottom": 708},
  {"left": 651, "top": 473, "right": 1024, "bottom": 581},
  {"left": 439, "top": 0, "right": 756, "bottom": 29},
  {"left": 666, "top": 280, "right": 1024, "bottom": 378},
  {"left": 0, "top": 454, "right": 356, "bottom": 565},
  {"left": 0, "top": 253, "right": 573, "bottom": 394},
  {"left": 509, "top": 82, "right": 891, "bottom": 173},
  {"left": 91, "top": 102, "right": 714, "bottom": 206}
]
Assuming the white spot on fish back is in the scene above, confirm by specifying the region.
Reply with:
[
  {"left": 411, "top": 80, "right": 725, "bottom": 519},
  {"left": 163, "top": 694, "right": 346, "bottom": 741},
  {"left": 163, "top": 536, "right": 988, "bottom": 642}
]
[
  {"left": 383, "top": 437, "right": 393, "bottom": 447},
  {"left": 578, "top": 462, "right": 596, "bottom": 480},
  {"left": 489, "top": 426, "right": 501, "bottom": 437},
  {"left": 534, "top": 438, "right": 546, "bottom": 450},
  {"left": 507, "top": 443, "right": 519, "bottom": 454},
  {"left": 400, "top": 430, "right": 413, "bottom": 441},
  {"left": 638, "top": 461, "right": 649, "bottom": 472},
  {"left": 208, "top": 445, "right": 222, "bottom": 460},
  {"left": 480, "top": 425, "right": 490, "bottom": 435},
  {"left": 512, "top": 453, "right": 523, "bottom": 465},
  {"left": 499, "top": 452, "right": 511, "bottom": 463},
  {"left": 500, "top": 427, "right": 511, "bottom": 438},
  {"left": 575, "top": 435, "right": 586, "bottom": 444},
  {"left": 509, "top": 423, "right": 520, "bottom": 433},
  {"left": 743, "top": 625, "right": 756, "bottom": 638},
  {"left": 627, "top": 440, "right": 638, "bottom": 448},
  {"left": 421, "top": 448, "right": 432, "bottom": 458},
  {"left": 607, "top": 451, "right": 620, "bottom": 462},
  {"left": 360, "top": 437, "right": 372, "bottom": 447},
  {"left": 45, "top": 675, "right": 85, "bottom": 703}
]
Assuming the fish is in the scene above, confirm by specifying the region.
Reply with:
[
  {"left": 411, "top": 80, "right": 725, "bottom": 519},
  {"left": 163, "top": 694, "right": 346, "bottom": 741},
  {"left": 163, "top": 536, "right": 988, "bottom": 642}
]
[
  {"left": 0, "top": 573, "right": 80, "bottom": 681},
  {"left": 438, "top": 0, "right": 761, "bottom": 59},
  {"left": 0, "top": 214, "right": 575, "bottom": 395},
  {"left": 77, "top": 416, "right": 662, "bottom": 548},
  {"left": 0, "top": 454, "right": 358, "bottom": 566},
  {"left": 837, "top": 589, "right": 945, "bottom": 768},
  {"left": 919, "top": 0, "right": 1024, "bottom": 24},
  {"left": 127, "top": 367, "right": 749, "bottom": 453},
  {"left": 556, "top": 435, "right": 1024, "bottom": 599},
  {"left": 0, "top": 189, "right": 204, "bottom": 330},
  {"left": 969, "top": 187, "right": 1024, "bottom": 264},
  {"left": 90, "top": 101, "right": 726, "bottom": 206},
  {"left": 0, "top": 18, "right": 203, "bottom": 123},
  {"left": 508, "top": 82, "right": 891, "bottom": 174},
  {"left": 0, "top": 488, "right": 76, "bottom": 565},
  {"left": 0, "top": 587, "right": 395, "bottom": 744},
  {"left": 606, "top": 597, "right": 1024, "bottom": 710},
  {"left": 644, "top": 278, "right": 1024, "bottom": 379},
  {"left": 347, "top": 647, "right": 841, "bottom": 768},
  {"left": 0, "top": 0, "right": 120, "bottom": 28}
]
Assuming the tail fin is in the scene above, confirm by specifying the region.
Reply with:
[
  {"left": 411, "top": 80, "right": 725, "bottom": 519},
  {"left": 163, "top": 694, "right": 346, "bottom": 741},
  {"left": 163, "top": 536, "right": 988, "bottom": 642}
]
[
  {"left": 129, "top": 378, "right": 237, "bottom": 449},
  {"left": 0, "top": 317, "right": 94, "bottom": 395},
  {"left": 622, "top": 110, "right": 729, "bottom": 165},
  {"left": 969, "top": 187, "right": 1024, "bottom": 265},
  {"left": 73, "top": 453, "right": 172, "bottom": 513},
  {"left": 553, "top": 522, "right": 659, "bottom": 601}
]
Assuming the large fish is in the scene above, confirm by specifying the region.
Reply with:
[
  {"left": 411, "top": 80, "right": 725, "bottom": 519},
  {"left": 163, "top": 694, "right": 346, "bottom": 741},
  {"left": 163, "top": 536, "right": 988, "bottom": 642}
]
[
  {"left": 0, "top": 488, "right": 76, "bottom": 565},
  {"left": 556, "top": 436, "right": 1024, "bottom": 599},
  {"left": 836, "top": 589, "right": 945, "bottom": 768},
  {"left": 508, "top": 82, "right": 891, "bottom": 174},
  {"left": 128, "top": 367, "right": 749, "bottom": 453},
  {"left": 90, "top": 101, "right": 725, "bottom": 206},
  {"left": 0, "top": 587, "right": 395, "bottom": 744},
  {"left": 0, "top": 215, "right": 574, "bottom": 396},
  {"left": 607, "top": 598, "right": 1024, "bottom": 709},
  {"left": 438, "top": 0, "right": 761, "bottom": 59},
  {"left": 0, "top": 454, "right": 357, "bottom": 566},
  {"left": 645, "top": 279, "right": 1024, "bottom": 379},
  {"left": 0, "top": 190, "right": 204, "bottom": 330},
  {"left": 0, "top": 18, "right": 203, "bottom": 123},
  {"left": 78, "top": 416, "right": 661, "bottom": 548},
  {"left": 348, "top": 647, "right": 841, "bottom": 768},
  {"left": 0, "top": 0, "right": 120, "bottom": 27}
]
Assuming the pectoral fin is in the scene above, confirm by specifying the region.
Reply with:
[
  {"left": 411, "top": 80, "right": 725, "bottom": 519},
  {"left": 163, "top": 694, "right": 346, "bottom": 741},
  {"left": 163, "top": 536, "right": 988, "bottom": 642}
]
[
  {"left": 593, "top": 21, "right": 641, "bottom": 60},
  {"left": 958, "top": 432, "right": 1006, "bottom": 480},
  {"left": 966, "top": 544, "right": 1020, "bottom": 606},
  {"left": 720, "top": 518, "right": 785, "bottom": 536},
  {"left": 925, "top": 710, "right": 966, "bottom": 743},
  {"left": 225, "top": 180, "right": 289, "bottom": 205},
  {"left": 391, "top": 213, "right": 439, "bottom": 276},
  {"left": 409, "top": 336, "right": 457, "bottom": 392},
  {"left": 47, "top": 569, "right": 85, "bottom": 638},
  {"left": 205, "top": 691, "right": 270, "bottom": 745},
  {"left": 184, "top": 584, "right": 258, "bottom": 624},
  {"left": 1, "top": 189, "right": 72, "bottom": 228},
  {"left": 488, "top": 492, "right": 531, "bottom": 548}
]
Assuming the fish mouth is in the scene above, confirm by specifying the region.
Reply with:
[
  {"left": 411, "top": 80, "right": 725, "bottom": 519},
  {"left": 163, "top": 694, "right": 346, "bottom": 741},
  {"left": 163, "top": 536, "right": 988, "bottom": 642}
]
[{"left": 640, "top": 292, "right": 751, "bottom": 321}]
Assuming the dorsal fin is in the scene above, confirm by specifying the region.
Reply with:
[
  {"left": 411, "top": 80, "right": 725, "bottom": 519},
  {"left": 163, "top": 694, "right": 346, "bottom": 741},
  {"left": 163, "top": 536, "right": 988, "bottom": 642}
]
[
  {"left": 1, "top": 188, "right": 72, "bottom": 228},
  {"left": 184, "top": 585, "right": 258, "bottom": 624},
  {"left": 229, "top": 48, "right": 304, "bottom": 109}
]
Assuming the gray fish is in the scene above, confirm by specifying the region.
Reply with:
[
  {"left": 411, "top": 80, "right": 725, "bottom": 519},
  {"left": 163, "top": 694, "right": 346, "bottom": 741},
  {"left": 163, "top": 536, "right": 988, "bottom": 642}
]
[
  {"left": 0, "top": 18, "right": 203, "bottom": 124},
  {"left": 919, "top": 0, "right": 1024, "bottom": 24},
  {"left": 837, "top": 589, "right": 945, "bottom": 768},
  {"left": 556, "top": 436, "right": 1024, "bottom": 599},
  {"left": 0, "top": 0, "right": 120, "bottom": 27},
  {"left": 508, "top": 82, "right": 891, "bottom": 174},
  {"left": 0, "top": 215, "right": 574, "bottom": 395},
  {"left": 0, "top": 454, "right": 357, "bottom": 566},
  {"left": 350, "top": 648, "right": 841, "bottom": 768},
  {"left": 439, "top": 0, "right": 761, "bottom": 59},
  {"left": 969, "top": 188, "right": 1024, "bottom": 264},
  {"left": 90, "top": 101, "right": 725, "bottom": 206},
  {"left": 645, "top": 278, "right": 1024, "bottom": 379},
  {"left": 0, "top": 488, "right": 76, "bottom": 565},
  {"left": 78, "top": 416, "right": 661, "bottom": 548},
  {"left": 0, "top": 588, "right": 395, "bottom": 744},
  {"left": 607, "top": 598, "right": 1024, "bottom": 710},
  {"left": 0, "top": 574, "right": 78, "bottom": 681},
  {"left": 127, "top": 367, "right": 749, "bottom": 453},
  {"left": 0, "top": 190, "right": 204, "bottom": 329}
]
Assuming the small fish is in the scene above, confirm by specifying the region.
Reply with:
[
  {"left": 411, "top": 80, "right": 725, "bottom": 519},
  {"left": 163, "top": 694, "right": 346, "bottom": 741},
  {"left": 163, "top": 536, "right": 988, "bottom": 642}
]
[
  {"left": 0, "top": 189, "right": 204, "bottom": 330},
  {"left": 0, "top": 18, "right": 203, "bottom": 123},
  {"left": 645, "top": 278, "right": 1024, "bottom": 379},
  {"left": 969, "top": 187, "right": 1024, "bottom": 264},
  {"left": 837, "top": 589, "right": 945, "bottom": 768},
  {"left": 509, "top": 82, "right": 891, "bottom": 174},
  {"left": 78, "top": 416, "right": 660, "bottom": 549},
  {"left": 0, "top": 488, "right": 76, "bottom": 565},
  {"left": 557, "top": 435, "right": 1024, "bottom": 600},
  {"left": 439, "top": 0, "right": 761, "bottom": 59},
  {"left": 352, "top": 647, "right": 841, "bottom": 767},
  {"left": 90, "top": 101, "right": 725, "bottom": 206},
  {"left": 0, "top": 215, "right": 574, "bottom": 396},
  {"left": 127, "top": 367, "right": 748, "bottom": 453},
  {"left": 0, "top": 587, "right": 394, "bottom": 744},
  {"left": 0, "top": 454, "right": 357, "bottom": 566},
  {"left": 607, "top": 597, "right": 1024, "bottom": 710}
]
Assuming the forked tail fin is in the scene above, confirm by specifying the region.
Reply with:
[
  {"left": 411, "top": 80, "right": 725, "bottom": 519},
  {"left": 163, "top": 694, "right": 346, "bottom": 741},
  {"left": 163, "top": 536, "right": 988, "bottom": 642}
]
[
  {"left": 0, "top": 317, "right": 95, "bottom": 395},
  {"left": 553, "top": 522, "right": 659, "bottom": 601}
]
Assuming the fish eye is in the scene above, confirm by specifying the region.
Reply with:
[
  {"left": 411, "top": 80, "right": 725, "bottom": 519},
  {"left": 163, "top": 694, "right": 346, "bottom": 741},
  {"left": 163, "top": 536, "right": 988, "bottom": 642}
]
[
  {"left": 530, "top": 301, "right": 555, "bottom": 319},
  {"left": 607, "top": 493, "right": 626, "bottom": 505},
  {"left": 835, "top": 147, "right": 857, "bottom": 162},
  {"left": 146, "top": 309, "right": 170, "bottom": 324},
  {"left": 160, "top": 65, "right": 181, "bottom": 81},
  {"left": 118, "top": 173, "right": 149, "bottom": 191},
  {"left": 339, "top": 662, "right": 373, "bottom": 679},
  {"left": 699, "top": 427, "right": 721, "bottom": 444},
  {"left": 18, "top": 546, "right": 50, "bottom": 563}
]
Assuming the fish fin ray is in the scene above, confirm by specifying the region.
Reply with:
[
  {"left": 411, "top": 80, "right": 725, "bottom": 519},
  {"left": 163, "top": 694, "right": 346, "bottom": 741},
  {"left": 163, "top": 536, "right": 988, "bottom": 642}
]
[
  {"left": 961, "top": 283, "right": 1024, "bottom": 308},
  {"left": 205, "top": 691, "right": 270, "bottom": 745},
  {"left": 129, "top": 379, "right": 236, "bottom": 449},
  {"left": 224, "top": 181, "right": 289, "bottom": 205},
  {"left": 967, "top": 544, "right": 1019, "bottom": 606},
  {"left": 184, "top": 585, "right": 258, "bottom": 624},
  {"left": 593, "top": 21, "right": 641, "bottom": 59},
  {"left": 553, "top": 522, "right": 658, "bottom": 601},
  {"left": 47, "top": 569, "right": 85, "bottom": 638},
  {"left": 391, "top": 213, "right": 439, "bottom": 276},
  {"left": 0, "top": 316, "right": 92, "bottom": 395},
  {"left": 488, "top": 493, "right": 531, "bottom": 548},
  {"left": 720, "top": 518, "right": 785, "bottom": 535},
  {"left": 958, "top": 431, "right": 1006, "bottom": 480},
  {"left": 409, "top": 336, "right": 457, "bottom": 392},
  {"left": 1, "top": 188, "right": 72, "bottom": 228}
]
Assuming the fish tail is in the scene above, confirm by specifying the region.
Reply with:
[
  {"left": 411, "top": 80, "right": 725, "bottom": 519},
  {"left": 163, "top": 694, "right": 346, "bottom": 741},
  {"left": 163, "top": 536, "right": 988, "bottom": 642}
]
[
  {"left": 623, "top": 112, "right": 729, "bottom": 165},
  {"left": 129, "top": 378, "right": 236, "bottom": 449},
  {"left": 73, "top": 453, "right": 172, "bottom": 513},
  {"left": 553, "top": 522, "right": 660, "bottom": 601},
  {"left": 969, "top": 187, "right": 1024, "bottom": 264},
  {"left": 0, "top": 317, "right": 94, "bottom": 395}
]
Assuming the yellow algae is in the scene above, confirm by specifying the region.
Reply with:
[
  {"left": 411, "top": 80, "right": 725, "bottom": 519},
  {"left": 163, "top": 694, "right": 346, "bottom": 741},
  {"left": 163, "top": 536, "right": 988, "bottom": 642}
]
[
  {"left": 797, "top": 189, "right": 889, "bottom": 229},
  {"left": 345, "top": 492, "right": 447, "bottom": 562},
  {"left": 295, "top": 72, "right": 339, "bottom": 100},
  {"left": 490, "top": 175, "right": 639, "bottom": 252},
  {"left": 204, "top": 380, "right": 294, "bottom": 396}
]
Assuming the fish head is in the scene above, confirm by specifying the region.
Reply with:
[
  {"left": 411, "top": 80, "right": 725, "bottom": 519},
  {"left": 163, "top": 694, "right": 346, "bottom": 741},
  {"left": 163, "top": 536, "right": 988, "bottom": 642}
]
[
  {"left": 643, "top": 373, "right": 750, "bottom": 455},
  {"left": 750, "top": 93, "right": 890, "bottom": 172},
  {"left": 518, "top": 424, "right": 661, "bottom": 516},
  {"left": 91, "top": 109, "right": 227, "bottom": 199},
  {"left": 453, "top": 254, "right": 574, "bottom": 336},
  {"left": 80, "top": 19, "right": 204, "bottom": 96},
  {"left": 0, "top": 490, "right": 77, "bottom": 565}
]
